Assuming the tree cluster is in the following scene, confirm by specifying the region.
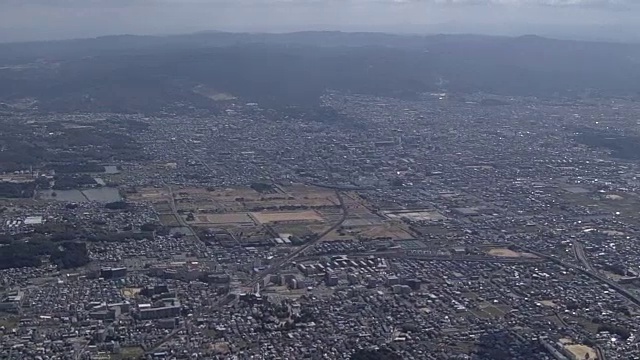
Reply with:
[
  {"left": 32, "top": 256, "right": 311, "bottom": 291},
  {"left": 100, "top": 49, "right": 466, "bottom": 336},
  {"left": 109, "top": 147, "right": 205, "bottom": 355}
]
[
  {"left": 575, "top": 129, "right": 640, "bottom": 161},
  {"left": 49, "top": 242, "right": 90, "bottom": 269},
  {"left": 250, "top": 182, "right": 276, "bottom": 194},
  {"left": 50, "top": 163, "right": 105, "bottom": 174},
  {"left": 0, "top": 240, "right": 89, "bottom": 270},
  {"left": 597, "top": 324, "right": 631, "bottom": 340},
  {"left": 350, "top": 348, "right": 402, "bottom": 360},
  {"left": 105, "top": 201, "right": 129, "bottom": 210},
  {"left": 0, "top": 241, "right": 50, "bottom": 269},
  {"left": 52, "top": 174, "right": 97, "bottom": 190},
  {"left": 0, "top": 181, "right": 36, "bottom": 198}
]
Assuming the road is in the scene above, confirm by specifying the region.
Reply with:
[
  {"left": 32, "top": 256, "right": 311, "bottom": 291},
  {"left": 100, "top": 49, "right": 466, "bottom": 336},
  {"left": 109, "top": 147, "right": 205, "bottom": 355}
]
[
  {"left": 149, "top": 186, "right": 345, "bottom": 353},
  {"left": 453, "top": 185, "right": 640, "bottom": 311},
  {"left": 146, "top": 184, "right": 209, "bottom": 354},
  {"left": 163, "top": 182, "right": 207, "bottom": 249},
  {"left": 245, "top": 190, "right": 348, "bottom": 289},
  {"left": 573, "top": 240, "right": 597, "bottom": 273},
  {"left": 164, "top": 183, "right": 188, "bottom": 228},
  {"left": 514, "top": 245, "right": 640, "bottom": 307}
]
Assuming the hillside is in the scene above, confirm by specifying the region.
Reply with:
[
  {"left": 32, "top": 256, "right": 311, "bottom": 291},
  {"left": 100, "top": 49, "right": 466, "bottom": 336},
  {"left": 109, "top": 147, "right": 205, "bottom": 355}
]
[{"left": 1, "top": 32, "right": 639, "bottom": 113}]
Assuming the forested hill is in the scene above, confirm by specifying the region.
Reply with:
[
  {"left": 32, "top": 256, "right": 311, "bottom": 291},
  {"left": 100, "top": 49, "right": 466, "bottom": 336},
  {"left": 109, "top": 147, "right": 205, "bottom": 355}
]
[{"left": 1, "top": 32, "right": 639, "bottom": 113}]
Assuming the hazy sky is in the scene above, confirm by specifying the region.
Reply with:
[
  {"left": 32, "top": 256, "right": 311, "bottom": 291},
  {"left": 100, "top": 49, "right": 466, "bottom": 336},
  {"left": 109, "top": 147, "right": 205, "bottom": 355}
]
[{"left": 0, "top": 0, "right": 637, "bottom": 42}]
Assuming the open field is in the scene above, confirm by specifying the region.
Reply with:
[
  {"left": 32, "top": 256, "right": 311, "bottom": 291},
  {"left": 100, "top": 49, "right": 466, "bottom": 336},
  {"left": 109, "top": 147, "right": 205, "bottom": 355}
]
[
  {"left": 38, "top": 187, "right": 123, "bottom": 203},
  {"left": 121, "top": 287, "right": 142, "bottom": 298},
  {"left": 158, "top": 214, "right": 180, "bottom": 227},
  {"left": 383, "top": 209, "right": 446, "bottom": 221},
  {"left": 473, "top": 303, "right": 511, "bottom": 319},
  {"left": 130, "top": 187, "right": 169, "bottom": 200},
  {"left": 271, "top": 223, "right": 317, "bottom": 237},
  {"left": 488, "top": 248, "right": 521, "bottom": 258},
  {"left": 133, "top": 184, "right": 341, "bottom": 212},
  {"left": 565, "top": 344, "right": 598, "bottom": 360},
  {"left": 574, "top": 318, "right": 601, "bottom": 335},
  {"left": 539, "top": 300, "right": 558, "bottom": 308},
  {"left": 131, "top": 185, "right": 399, "bottom": 242},
  {"left": 118, "top": 346, "right": 145, "bottom": 360},
  {"left": 251, "top": 210, "right": 324, "bottom": 224},
  {"left": 561, "top": 188, "right": 640, "bottom": 226},
  {"left": 0, "top": 316, "right": 19, "bottom": 330},
  {"left": 193, "top": 213, "right": 255, "bottom": 225},
  {"left": 356, "top": 223, "right": 414, "bottom": 240},
  {"left": 488, "top": 248, "right": 538, "bottom": 258},
  {"left": 323, "top": 220, "right": 414, "bottom": 242}
]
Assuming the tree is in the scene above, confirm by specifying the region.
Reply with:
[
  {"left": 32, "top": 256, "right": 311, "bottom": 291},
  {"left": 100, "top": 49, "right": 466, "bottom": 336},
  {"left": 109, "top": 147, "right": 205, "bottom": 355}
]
[
  {"left": 597, "top": 324, "right": 631, "bottom": 340},
  {"left": 390, "top": 178, "right": 404, "bottom": 187},
  {"left": 50, "top": 242, "right": 90, "bottom": 269},
  {"left": 140, "top": 223, "right": 158, "bottom": 232},
  {"left": 351, "top": 348, "right": 401, "bottom": 360},
  {"left": 105, "top": 201, "right": 128, "bottom": 210}
]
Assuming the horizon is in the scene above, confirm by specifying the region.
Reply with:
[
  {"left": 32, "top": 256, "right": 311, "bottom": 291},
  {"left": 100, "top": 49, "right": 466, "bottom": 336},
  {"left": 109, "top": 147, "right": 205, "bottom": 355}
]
[
  {"left": 1, "top": 0, "right": 638, "bottom": 44},
  {"left": 1, "top": 27, "right": 638, "bottom": 46}
]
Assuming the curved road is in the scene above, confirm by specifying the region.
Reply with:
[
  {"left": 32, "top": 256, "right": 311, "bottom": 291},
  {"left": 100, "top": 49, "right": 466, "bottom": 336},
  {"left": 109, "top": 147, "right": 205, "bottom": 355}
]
[
  {"left": 515, "top": 245, "right": 640, "bottom": 308},
  {"left": 573, "top": 240, "right": 597, "bottom": 273}
]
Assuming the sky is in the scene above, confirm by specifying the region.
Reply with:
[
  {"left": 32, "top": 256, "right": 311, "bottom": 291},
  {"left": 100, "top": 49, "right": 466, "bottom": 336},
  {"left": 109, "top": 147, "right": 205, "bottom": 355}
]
[{"left": 0, "top": 0, "right": 637, "bottom": 42}]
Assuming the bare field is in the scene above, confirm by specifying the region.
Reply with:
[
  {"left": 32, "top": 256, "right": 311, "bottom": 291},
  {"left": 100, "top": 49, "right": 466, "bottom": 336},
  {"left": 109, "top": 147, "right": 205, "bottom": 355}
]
[
  {"left": 323, "top": 220, "right": 413, "bottom": 242},
  {"left": 488, "top": 248, "right": 521, "bottom": 258},
  {"left": 242, "top": 198, "right": 337, "bottom": 209},
  {"left": 285, "top": 184, "right": 337, "bottom": 198},
  {"left": 122, "top": 287, "right": 142, "bottom": 298},
  {"left": 131, "top": 185, "right": 387, "bottom": 241},
  {"left": 477, "top": 303, "right": 509, "bottom": 318},
  {"left": 120, "top": 346, "right": 145, "bottom": 359},
  {"left": 129, "top": 187, "right": 170, "bottom": 202},
  {"left": 139, "top": 191, "right": 169, "bottom": 200},
  {"left": 488, "top": 248, "right": 538, "bottom": 259},
  {"left": 384, "top": 210, "right": 446, "bottom": 221},
  {"left": 262, "top": 223, "right": 332, "bottom": 240},
  {"left": 562, "top": 190, "right": 640, "bottom": 225},
  {"left": 192, "top": 213, "right": 255, "bottom": 225},
  {"left": 565, "top": 344, "right": 597, "bottom": 360},
  {"left": 539, "top": 300, "right": 558, "bottom": 308},
  {"left": 251, "top": 210, "right": 324, "bottom": 224},
  {"left": 357, "top": 224, "right": 414, "bottom": 241},
  {"left": 159, "top": 214, "right": 180, "bottom": 227},
  {"left": 136, "top": 185, "right": 343, "bottom": 213}
]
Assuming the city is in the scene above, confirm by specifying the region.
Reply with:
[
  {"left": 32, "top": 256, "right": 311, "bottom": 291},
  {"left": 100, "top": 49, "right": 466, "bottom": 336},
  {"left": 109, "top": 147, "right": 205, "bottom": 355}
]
[{"left": 1, "top": 88, "right": 640, "bottom": 359}]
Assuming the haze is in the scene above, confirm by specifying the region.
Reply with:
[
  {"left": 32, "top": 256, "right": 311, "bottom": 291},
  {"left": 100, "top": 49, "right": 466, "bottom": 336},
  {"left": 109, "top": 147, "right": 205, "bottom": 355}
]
[{"left": 0, "top": 0, "right": 638, "bottom": 43}]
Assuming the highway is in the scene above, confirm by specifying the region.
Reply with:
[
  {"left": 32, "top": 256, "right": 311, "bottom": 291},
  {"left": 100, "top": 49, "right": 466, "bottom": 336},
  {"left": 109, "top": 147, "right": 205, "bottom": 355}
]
[
  {"left": 514, "top": 245, "right": 640, "bottom": 308},
  {"left": 456, "top": 184, "right": 640, "bottom": 314},
  {"left": 573, "top": 239, "right": 606, "bottom": 360},
  {"left": 403, "top": 252, "right": 544, "bottom": 264},
  {"left": 573, "top": 240, "right": 597, "bottom": 273}
]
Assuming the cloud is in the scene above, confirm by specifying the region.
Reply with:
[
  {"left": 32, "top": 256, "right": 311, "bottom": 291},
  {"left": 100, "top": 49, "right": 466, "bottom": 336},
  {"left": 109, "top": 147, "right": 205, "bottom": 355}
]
[
  {"left": 0, "top": 0, "right": 636, "bottom": 6},
  {"left": 428, "top": 0, "right": 634, "bottom": 7}
]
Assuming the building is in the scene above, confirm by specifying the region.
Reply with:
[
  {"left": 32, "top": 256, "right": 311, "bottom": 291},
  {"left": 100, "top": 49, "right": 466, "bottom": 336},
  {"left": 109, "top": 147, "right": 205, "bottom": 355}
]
[
  {"left": 0, "top": 290, "right": 24, "bottom": 313},
  {"left": 139, "top": 305, "right": 181, "bottom": 320},
  {"left": 100, "top": 267, "right": 127, "bottom": 279}
]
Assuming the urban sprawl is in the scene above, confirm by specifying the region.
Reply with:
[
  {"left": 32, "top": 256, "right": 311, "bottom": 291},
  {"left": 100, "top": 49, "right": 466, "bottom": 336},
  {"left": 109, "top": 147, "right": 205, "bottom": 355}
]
[{"left": 1, "top": 92, "right": 640, "bottom": 360}]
